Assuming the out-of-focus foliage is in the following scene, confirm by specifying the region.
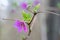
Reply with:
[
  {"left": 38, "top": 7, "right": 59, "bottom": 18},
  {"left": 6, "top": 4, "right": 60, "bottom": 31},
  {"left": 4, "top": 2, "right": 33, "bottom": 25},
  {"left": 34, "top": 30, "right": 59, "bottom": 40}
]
[
  {"left": 22, "top": 11, "right": 32, "bottom": 23},
  {"left": 12, "top": 2, "right": 18, "bottom": 8},
  {"left": 33, "top": 4, "right": 40, "bottom": 12},
  {"left": 57, "top": 2, "right": 60, "bottom": 8}
]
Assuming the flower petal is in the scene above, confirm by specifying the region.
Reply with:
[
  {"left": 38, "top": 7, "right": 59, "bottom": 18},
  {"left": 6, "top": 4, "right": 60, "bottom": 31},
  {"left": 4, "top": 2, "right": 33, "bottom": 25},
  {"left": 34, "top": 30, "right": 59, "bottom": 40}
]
[
  {"left": 34, "top": 0, "right": 40, "bottom": 5},
  {"left": 17, "top": 26, "right": 23, "bottom": 32},
  {"left": 20, "top": 2, "right": 28, "bottom": 9},
  {"left": 14, "top": 20, "right": 21, "bottom": 28},
  {"left": 23, "top": 23, "right": 28, "bottom": 32},
  {"left": 14, "top": 20, "right": 23, "bottom": 32},
  {"left": 24, "top": 26, "right": 28, "bottom": 33}
]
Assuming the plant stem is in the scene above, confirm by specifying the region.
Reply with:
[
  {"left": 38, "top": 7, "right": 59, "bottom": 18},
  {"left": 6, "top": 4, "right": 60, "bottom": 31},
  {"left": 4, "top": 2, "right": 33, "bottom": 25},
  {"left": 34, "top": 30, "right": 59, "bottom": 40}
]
[
  {"left": 28, "top": 12, "right": 37, "bottom": 36},
  {"left": 23, "top": 12, "right": 37, "bottom": 40},
  {"left": 37, "top": 11, "right": 60, "bottom": 16},
  {"left": 2, "top": 18, "right": 15, "bottom": 21}
]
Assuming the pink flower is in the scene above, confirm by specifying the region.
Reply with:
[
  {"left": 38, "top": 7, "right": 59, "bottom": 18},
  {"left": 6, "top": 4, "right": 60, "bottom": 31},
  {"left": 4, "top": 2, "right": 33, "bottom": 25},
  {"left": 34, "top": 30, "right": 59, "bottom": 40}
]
[
  {"left": 14, "top": 20, "right": 28, "bottom": 33},
  {"left": 34, "top": 0, "right": 40, "bottom": 5},
  {"left": 20, "top": 2, "right": 28, "bottom": 9}
]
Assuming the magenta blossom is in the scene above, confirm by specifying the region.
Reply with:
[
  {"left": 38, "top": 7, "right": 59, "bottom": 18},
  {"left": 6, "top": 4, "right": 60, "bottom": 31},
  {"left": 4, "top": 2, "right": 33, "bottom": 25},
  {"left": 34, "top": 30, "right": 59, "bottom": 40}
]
[
  {"left": 20, "top": 2, "right": 28, "bottom": 9},
  {"left": 34, "top": 0, "right": 40, "bottom": 5},
  {"left": 14, "top": 20, "right": 28, "bottom": 33}
]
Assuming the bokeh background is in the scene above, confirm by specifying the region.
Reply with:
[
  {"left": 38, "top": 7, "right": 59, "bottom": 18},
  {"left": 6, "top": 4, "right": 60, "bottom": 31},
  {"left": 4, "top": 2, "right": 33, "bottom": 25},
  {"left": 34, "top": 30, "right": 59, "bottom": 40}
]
[{"left": 0, "top": 0, "right": 60, "bottom": 40}]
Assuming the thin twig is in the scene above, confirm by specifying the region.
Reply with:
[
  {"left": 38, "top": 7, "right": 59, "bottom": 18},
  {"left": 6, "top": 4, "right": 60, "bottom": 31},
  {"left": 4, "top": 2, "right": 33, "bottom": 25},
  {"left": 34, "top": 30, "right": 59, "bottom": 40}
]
[
  {"left": 23, "top": 12, "right": 37, "bottom": 40},
  {"left": 1, "top": 18, "right": 29, "bottom": 23},
  {"left": 47, "top": 7, "right": 60, "bottom": 16},
  {"left": 37, "top": 11, "right": 60, "bottom": 16},
  {"left": 28, "top": 13, "right": 37, "bottom": 25},
  {"left": 2, "top": 18, "right": 15, "bottom": 21},
  {"left": 28, "top": 12, "right": 37, "bottom": 36},
  {"left": 48, "top": 11, "right": 60, "bottom": 16}
]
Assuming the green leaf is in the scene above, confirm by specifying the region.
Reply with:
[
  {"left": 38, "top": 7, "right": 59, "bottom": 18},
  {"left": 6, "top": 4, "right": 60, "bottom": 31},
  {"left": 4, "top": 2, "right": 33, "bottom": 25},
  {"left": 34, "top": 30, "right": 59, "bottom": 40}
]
[
  {"left": 33, "top": 4, "right": 40, "bottom": 12},
  {"left": 57, "top": 2, "right": 60, "bottom": 8},
  {"left": 22, "top": 11, "right": 32, "bottom": 22}
]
